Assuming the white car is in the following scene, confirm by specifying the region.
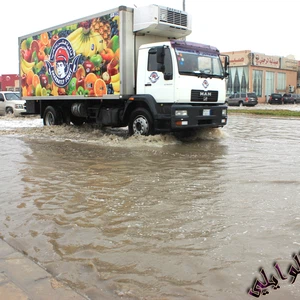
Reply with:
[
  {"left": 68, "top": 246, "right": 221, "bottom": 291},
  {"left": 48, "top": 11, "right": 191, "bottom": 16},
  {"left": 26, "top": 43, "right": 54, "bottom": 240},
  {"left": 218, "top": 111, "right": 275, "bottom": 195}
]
[{"left": 0, "top": 91, "right": 26, "bottom": 116}]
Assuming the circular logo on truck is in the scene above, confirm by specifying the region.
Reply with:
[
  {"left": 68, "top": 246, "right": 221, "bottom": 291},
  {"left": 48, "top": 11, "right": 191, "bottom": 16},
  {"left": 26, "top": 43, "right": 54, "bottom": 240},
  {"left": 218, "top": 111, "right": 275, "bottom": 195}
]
[
  {"left": 46, "top": 38, "right": 81, "bottom": 88},
  {"left": 149, "top": 72, "right": 160, "bottom": 84}
]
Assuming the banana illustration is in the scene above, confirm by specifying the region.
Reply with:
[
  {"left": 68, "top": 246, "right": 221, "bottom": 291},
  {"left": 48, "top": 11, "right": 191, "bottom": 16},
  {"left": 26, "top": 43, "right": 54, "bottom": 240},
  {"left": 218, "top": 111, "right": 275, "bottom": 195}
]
[
  {"left": 67, "top": 27, "right": 83, "bottom": 43},
  {"left": 70, "top": 33, "right": 84, "bottom": 50},
  {"left": 93, "top": 33, "right": 106, "bottom": 53},
  {"left": 21, "top": 58, "right": 35, "bottom": 74},
  {"left": 84, "top": 41, "right": 94, "bottom": 58},
  {"left": 76, "top": 41, "right": 86, "bottom": 56},
  {"left": 68, "top": 27, "right": 106, "bottom": 57}
]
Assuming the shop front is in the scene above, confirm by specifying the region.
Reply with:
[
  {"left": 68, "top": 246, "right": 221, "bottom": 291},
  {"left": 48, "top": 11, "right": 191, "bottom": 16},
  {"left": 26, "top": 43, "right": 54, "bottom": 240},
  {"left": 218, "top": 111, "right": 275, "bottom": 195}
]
[{"left": 222, "top": 50, "right": 298, "bottom": 103}]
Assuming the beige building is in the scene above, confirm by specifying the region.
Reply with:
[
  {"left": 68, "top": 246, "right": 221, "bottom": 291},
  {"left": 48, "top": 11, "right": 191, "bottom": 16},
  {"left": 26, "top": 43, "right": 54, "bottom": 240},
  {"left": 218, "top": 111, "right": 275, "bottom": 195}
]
[{"left": 222, "top": 50, "right": 298, "bottom": 103}]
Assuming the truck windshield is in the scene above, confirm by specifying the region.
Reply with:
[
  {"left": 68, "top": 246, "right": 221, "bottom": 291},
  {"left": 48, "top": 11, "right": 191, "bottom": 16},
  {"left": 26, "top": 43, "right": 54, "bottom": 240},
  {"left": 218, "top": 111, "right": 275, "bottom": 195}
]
[
  {"left": 175, "top": 48, "right": 224, "bottom": 78},
  {"left": 5, "top": 93, "right": 20, "bottom": 100}
]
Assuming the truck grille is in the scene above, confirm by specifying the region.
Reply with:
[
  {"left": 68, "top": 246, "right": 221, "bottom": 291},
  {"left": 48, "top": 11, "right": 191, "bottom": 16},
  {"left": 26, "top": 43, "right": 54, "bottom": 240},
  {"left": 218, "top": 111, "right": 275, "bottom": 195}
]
[
  {"left": 160, "top": 8, "right": 188, "bottom": 27},
  {"left": 191, "top": 90, "right": 219, "bottom": 102}
]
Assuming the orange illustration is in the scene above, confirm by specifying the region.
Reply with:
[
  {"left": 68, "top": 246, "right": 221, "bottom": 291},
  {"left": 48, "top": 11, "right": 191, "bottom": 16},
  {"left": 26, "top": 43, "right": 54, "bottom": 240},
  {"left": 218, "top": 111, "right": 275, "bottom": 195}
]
[
  {"left": 27, "top": 85, "right": 34, "bottom": 96},
  {"left": 76, "top": 65, "right": 86, "bottom": 80},
  {"left": 94, "top": 78, "right": 107, "bottom": 96},
  {"left": 32, "top": 74, "right": 40, "bottom": 88},
  {"left": 84, "top": 73, "right": 98, "bottom": 92},
  {"left": 26, "top": 70, "right": 34, "bottom": 85},
  {"left": 40, "top": 32, "right": 49, "bottom": 46}
]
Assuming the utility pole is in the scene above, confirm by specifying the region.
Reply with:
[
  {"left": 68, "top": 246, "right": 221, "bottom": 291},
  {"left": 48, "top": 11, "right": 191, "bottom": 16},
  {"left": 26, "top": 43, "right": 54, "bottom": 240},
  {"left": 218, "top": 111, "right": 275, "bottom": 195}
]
[{"left": 183, "top": 0, "right": 185, "bottom": 11}]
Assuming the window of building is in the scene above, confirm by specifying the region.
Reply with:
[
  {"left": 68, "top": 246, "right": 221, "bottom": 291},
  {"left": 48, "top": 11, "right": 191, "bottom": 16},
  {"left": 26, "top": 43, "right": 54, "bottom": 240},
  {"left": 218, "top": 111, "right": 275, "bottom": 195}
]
[
  {"left": 252, "top": 70, "right": 263, "bottom": 97},
  {"left": 227, "top": 66, "right": 249, "bottom": 95},
  {"left": 265, "top": 71, "right": 275, "bottom": 97},
  {"left": 277, "top": 72, "right": 286, "bottom": 91}
]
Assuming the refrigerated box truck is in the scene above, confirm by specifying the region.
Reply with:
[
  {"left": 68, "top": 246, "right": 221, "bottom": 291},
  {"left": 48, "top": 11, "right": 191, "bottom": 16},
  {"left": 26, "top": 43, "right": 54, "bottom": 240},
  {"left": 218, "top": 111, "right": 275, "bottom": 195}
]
[{"left": 19, "top": 4, "right": 229, "bottom": 135}]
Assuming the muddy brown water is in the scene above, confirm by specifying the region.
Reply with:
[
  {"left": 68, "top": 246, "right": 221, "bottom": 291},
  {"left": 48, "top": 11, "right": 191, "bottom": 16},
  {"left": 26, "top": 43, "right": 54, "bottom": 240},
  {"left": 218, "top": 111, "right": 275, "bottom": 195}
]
[{"left": 0, "top": 113, "right": 300, "bottom": 299}]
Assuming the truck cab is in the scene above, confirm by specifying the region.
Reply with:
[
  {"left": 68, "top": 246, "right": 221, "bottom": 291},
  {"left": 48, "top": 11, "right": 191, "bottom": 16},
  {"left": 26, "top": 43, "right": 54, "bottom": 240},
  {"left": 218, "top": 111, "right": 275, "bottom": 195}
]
[
  {"left": 132, "top": 40, "right": 229, "bottom": 132},
  {"left": 137, "top": 40, "right": 228, "bottom": 104}
]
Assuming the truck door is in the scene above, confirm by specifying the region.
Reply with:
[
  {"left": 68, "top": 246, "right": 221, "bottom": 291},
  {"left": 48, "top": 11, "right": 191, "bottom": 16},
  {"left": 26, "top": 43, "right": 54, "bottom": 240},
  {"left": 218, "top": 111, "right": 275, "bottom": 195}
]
[{"left": 143, "top": 46, "right": 174, "bottom": 103}]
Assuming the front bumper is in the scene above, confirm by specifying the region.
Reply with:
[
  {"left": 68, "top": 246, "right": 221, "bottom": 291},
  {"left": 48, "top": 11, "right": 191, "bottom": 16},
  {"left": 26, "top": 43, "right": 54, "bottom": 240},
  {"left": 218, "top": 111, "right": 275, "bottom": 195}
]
[
  {"left": 13, "top": 109, "right": 27, "bottom": 117},
  {"left": 170, "top": 104, "right": 227, "bottom": 130}
]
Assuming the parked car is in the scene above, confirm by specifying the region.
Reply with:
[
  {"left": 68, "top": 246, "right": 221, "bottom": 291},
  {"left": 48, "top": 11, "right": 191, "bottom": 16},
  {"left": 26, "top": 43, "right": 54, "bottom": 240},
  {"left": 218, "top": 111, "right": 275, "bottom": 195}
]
[
  {"left": 0, "top": 91, "right": 26, "bottom": 116},
  {"left": 226, "top": 92, "right": 258, "bottom": 107},
  {"left": 292, "top": 94, "right": 300, "bottom": 104},
  {"left": 268, "top": 93, "right": 283, "bottom": 105},
  {"left": 282, "top": 93, "right": 296, "bottom": 104}
]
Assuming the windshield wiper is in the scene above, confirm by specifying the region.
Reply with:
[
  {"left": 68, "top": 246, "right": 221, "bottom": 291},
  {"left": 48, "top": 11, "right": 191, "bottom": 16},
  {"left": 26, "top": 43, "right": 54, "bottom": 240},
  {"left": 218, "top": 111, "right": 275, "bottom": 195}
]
[{"left": 180, "top": 71, "right": 224, "bottom": 79}]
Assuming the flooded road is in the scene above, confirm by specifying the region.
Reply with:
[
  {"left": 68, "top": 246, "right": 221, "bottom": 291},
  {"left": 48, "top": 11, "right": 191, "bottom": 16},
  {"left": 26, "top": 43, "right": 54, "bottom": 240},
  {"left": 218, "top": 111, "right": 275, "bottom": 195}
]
[{"left": 0, "top": 112, "right": 300, "bottom": 299}]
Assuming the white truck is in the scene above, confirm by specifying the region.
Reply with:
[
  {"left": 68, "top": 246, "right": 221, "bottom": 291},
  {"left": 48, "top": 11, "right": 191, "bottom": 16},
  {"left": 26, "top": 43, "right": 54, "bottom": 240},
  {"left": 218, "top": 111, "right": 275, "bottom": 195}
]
[
  {"left": 0, "top": 91, "right": 26, "bottom": 117},
  {"left": 19, "top": 4, "right": 229, "bottom": 135}
]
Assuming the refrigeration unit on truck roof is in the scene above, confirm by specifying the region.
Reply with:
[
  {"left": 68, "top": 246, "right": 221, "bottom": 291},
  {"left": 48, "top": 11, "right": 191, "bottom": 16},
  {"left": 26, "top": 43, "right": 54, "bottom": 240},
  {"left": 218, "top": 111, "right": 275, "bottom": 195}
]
[{"left": 133, "top": 4, "right": 192, "bottom": 38}]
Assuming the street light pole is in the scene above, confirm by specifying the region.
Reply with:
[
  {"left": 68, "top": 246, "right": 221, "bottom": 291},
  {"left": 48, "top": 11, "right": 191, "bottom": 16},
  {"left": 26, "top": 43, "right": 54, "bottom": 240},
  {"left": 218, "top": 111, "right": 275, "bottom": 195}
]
[{"left": 183, "top": 0, "right": 185, "bottom": 11}]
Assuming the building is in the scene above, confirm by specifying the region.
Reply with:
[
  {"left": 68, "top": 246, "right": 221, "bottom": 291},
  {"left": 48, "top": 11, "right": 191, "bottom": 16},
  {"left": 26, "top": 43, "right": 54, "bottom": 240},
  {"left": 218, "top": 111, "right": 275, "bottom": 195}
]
[
  {"left": 222, "top": 50, "right": 298, "bottom": 103},
  {"left": 0, "top": 74, "right": 20, "bottom": 91}
]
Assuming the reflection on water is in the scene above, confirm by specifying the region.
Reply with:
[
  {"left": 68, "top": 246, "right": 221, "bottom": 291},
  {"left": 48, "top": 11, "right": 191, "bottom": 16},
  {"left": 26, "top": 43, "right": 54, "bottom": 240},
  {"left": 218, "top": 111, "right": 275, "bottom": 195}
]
[{"left": 1, "top": 115, "right": 300, "bottom": 299}]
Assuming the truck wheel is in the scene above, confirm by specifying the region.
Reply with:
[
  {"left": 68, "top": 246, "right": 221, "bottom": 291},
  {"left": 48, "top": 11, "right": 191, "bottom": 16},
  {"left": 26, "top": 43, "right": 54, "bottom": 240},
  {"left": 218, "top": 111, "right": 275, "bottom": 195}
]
[
  {"left": 43, "top": 106, "right": 63, "bottom": 126},
  {"left": 129, "top": 108, "right": 153, "bottom": 136},
  {"left": 6, "top": 107, "right": 13, "bottom": 115}
]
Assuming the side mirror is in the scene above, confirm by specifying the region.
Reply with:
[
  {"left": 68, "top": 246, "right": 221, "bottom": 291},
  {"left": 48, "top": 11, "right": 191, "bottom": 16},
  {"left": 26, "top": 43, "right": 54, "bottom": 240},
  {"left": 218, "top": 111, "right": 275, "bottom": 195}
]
[{"left": 220, "top": 54, "right": 230, "bottom": 77}]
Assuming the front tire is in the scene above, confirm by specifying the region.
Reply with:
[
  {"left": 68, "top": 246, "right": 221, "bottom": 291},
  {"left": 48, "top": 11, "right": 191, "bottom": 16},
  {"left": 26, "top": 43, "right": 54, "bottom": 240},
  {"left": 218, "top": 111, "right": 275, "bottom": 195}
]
[
  {"left": 43, "top": 106, "right": 63, "bottom": 126},
  {"left": 128, "top": 108, "right": 154, "bottom": 136},
  {"left": 6, "top": 107, "right": 13, "bottom": 115}
]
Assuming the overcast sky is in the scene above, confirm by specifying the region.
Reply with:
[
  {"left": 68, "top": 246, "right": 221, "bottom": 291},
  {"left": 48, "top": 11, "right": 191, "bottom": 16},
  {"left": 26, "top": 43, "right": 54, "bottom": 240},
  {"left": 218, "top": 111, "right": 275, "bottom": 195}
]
[{"left": 1, "top": 0, "right": 299, "bottom": 75}]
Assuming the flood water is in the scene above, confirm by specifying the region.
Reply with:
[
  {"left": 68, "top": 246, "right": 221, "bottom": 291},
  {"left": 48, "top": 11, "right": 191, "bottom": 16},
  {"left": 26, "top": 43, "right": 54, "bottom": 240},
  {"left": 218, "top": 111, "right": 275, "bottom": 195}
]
[{"left": 1, "top": 112, "right": 300, "bottom": 300}]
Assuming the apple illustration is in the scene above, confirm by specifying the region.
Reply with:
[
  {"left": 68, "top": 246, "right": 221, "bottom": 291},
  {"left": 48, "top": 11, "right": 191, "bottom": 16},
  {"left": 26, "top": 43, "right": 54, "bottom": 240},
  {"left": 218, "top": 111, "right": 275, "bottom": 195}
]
[
  {"left": 68, "top": 77, "right": 77, "bottom": 95},
  {"left": 102, "top": 71, "right": 111, "bottom": 84},
  {"left": 100, "top": 48, "right": 114, "bottom": 62},
  {"left": 30, "top": 40, "right": 40, "bottom": 53},
  {"left": 21, "top": 74, "right": 27, "bottom": 87},
  {"left": 90, "top": 53, "right": 103, "bottom": 68},
  {"left": 76, "top": 77, "right": 85, "bottom": 89},
  {"left": 107, "top": 66, "right": 118, "bottom": 76},
  {"left": 37, "top": 49, "right": 45, "bottom": 61},
  {"left": 107, "top": 58, "right": 119, "bottom": 76},
  {"left": 22, "top": 49, "right": 32, "bottom": 62},
  {"left": 83, "top": 60, "right": 95, "bottom": 74},
  {"left": 39, "top": 74, "right": 48, "bottom": 88},
  {"left": 51, "top": 34, "right": 59, "bottom": 46}
]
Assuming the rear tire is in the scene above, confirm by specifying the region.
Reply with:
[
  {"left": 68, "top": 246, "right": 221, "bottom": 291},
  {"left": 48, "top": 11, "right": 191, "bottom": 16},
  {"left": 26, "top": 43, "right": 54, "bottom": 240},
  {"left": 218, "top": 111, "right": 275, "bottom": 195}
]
[
  {"left": 43, "top": 106, "right": 63, "bottom": 126},
  {"left": 128, "top": 108, "right": 154, "bottom": 136}
]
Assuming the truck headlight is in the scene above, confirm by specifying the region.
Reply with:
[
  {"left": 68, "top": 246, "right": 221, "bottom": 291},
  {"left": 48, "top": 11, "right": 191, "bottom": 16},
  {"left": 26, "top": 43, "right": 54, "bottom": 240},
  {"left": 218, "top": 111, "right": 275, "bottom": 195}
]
[
  {"left": 222, "top": 109, "right": 227, "bottom": 116},
  {"left": 15, "top": 104, "right": 24, "bottom": 109},
  {"left": 175, "top": 110, "right": 188, "bottom": 116}
]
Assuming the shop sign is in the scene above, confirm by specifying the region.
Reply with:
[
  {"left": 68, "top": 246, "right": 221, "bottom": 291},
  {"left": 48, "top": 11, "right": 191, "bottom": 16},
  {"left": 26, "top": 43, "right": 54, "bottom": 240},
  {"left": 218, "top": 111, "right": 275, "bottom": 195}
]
[
  {"left": 281, "top": 58, "right": 298, "bottom": 71},
  {"left": 252, "top": 53, "right": 280, "bottom": 68}
]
